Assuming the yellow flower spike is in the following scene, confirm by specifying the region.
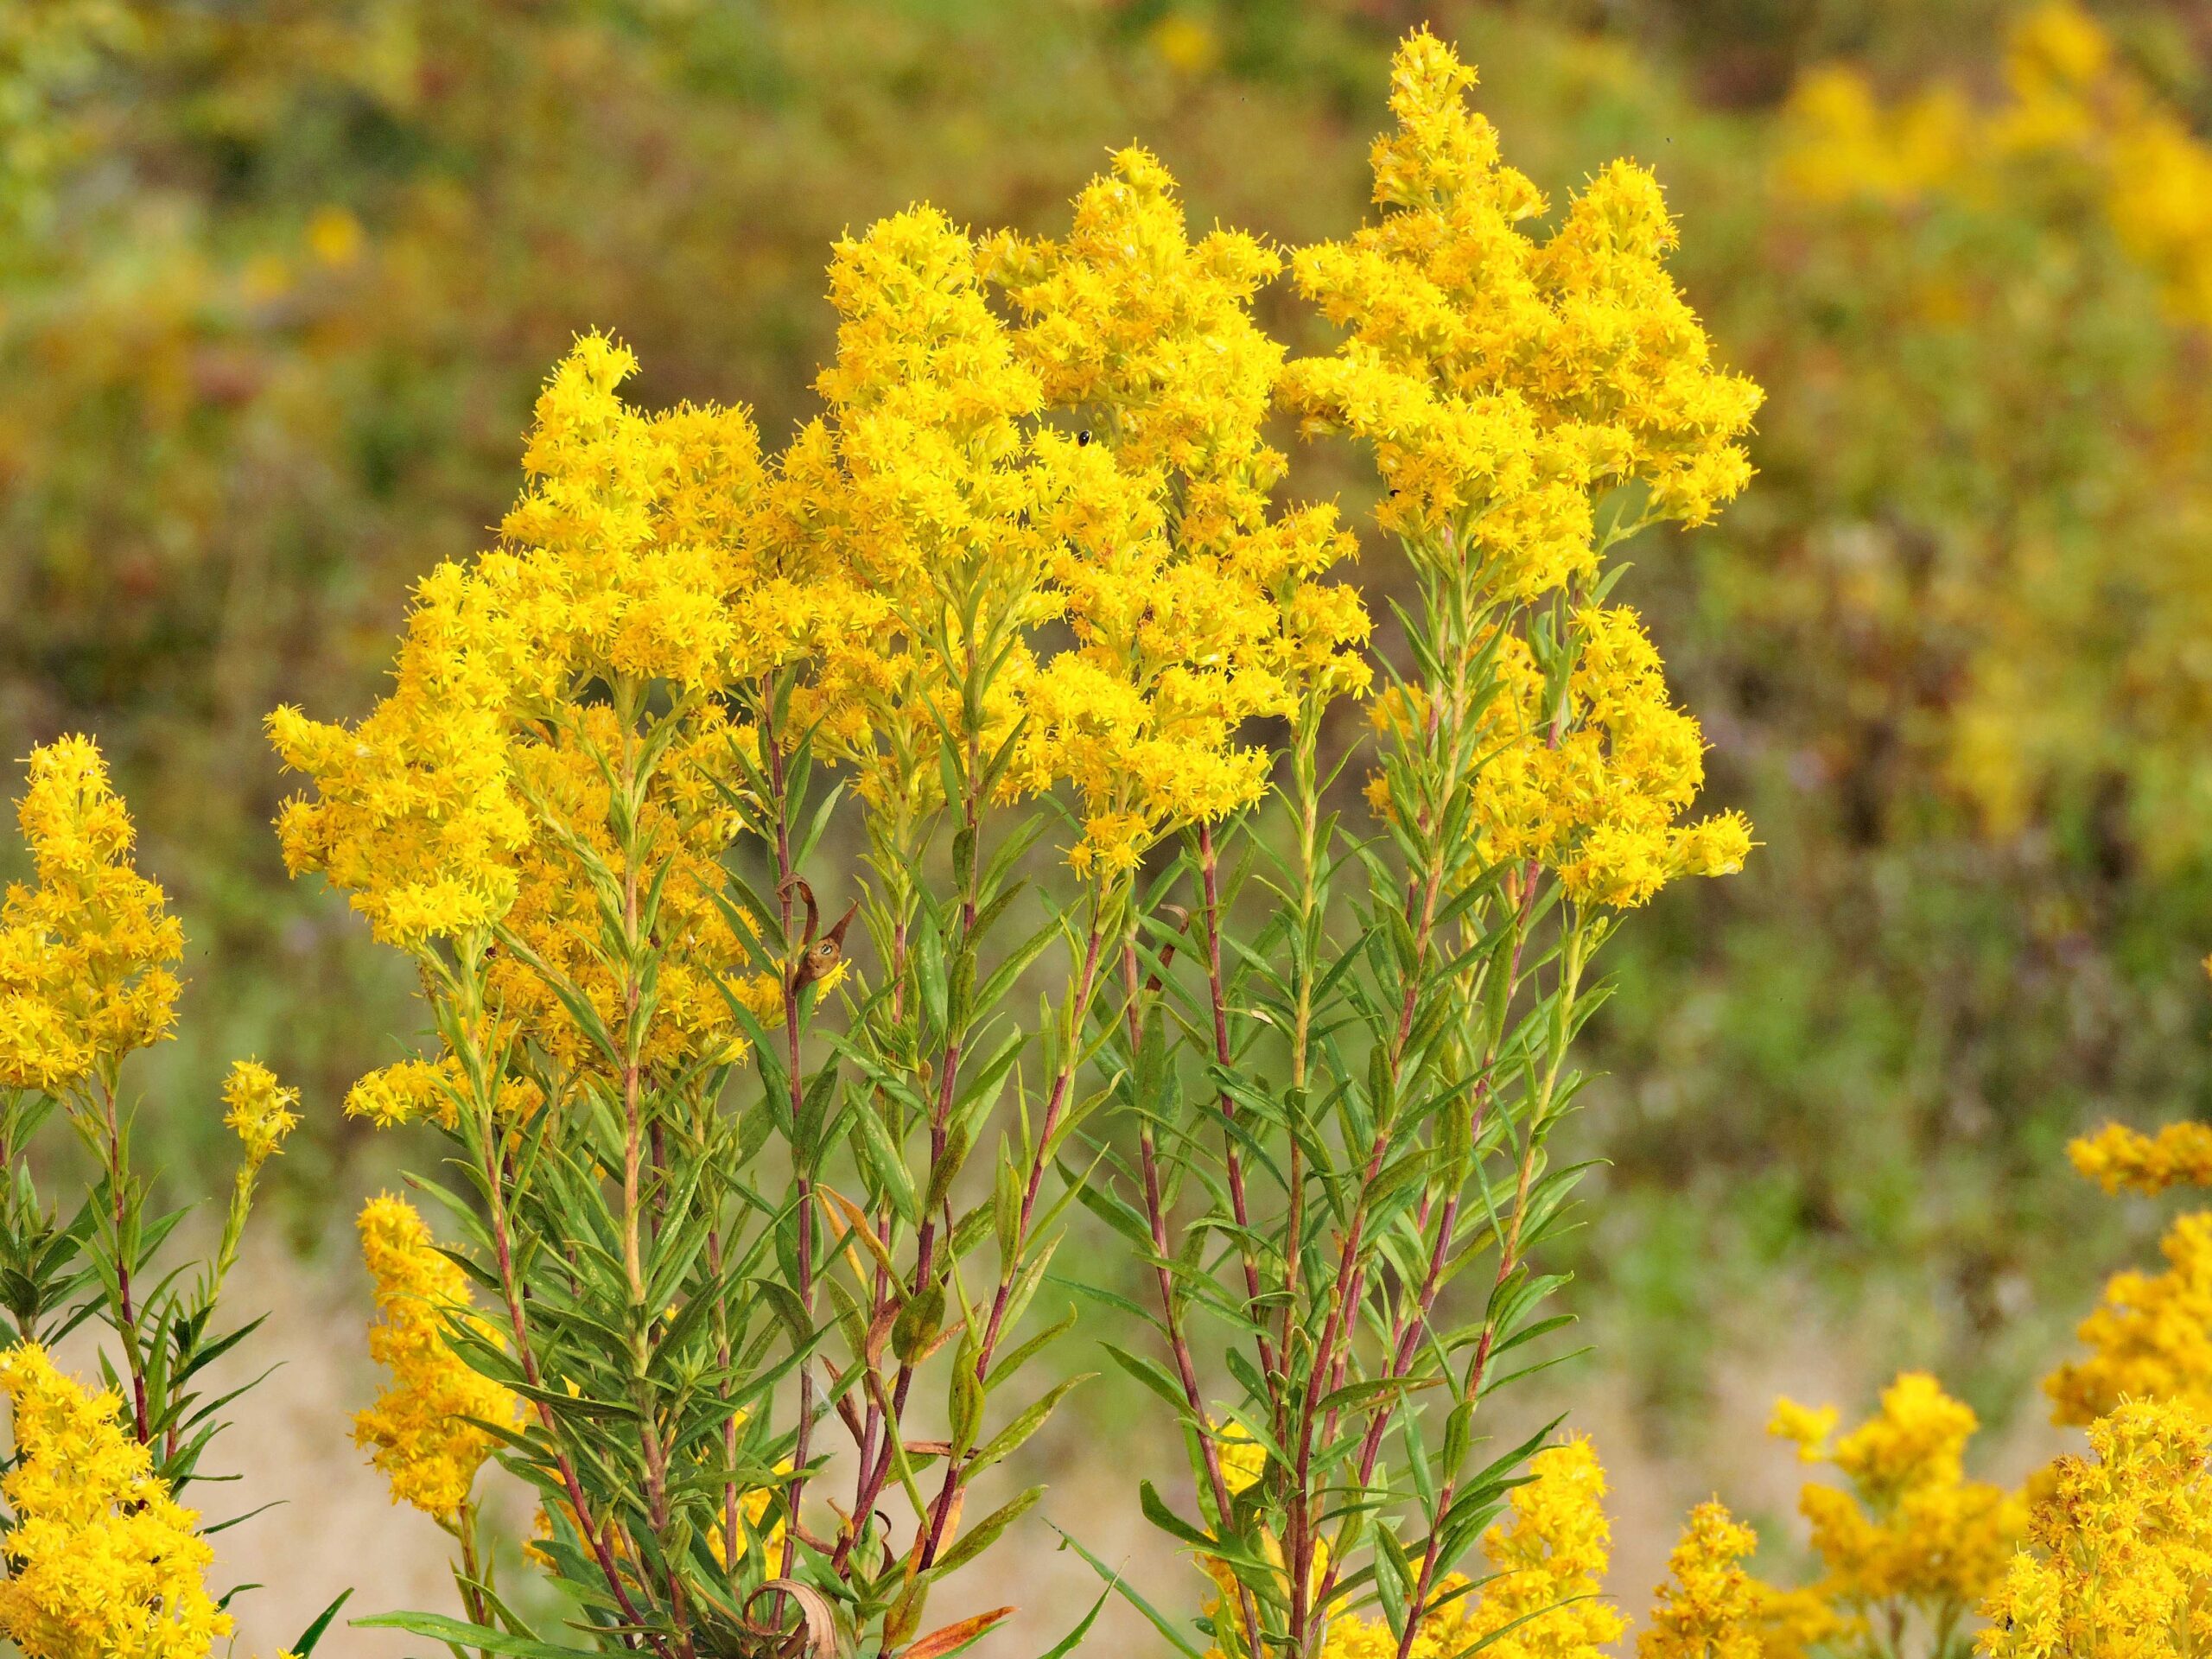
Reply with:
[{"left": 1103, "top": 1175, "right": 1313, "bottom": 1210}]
[
  {"left": 1642, "top": 1501, "right": 1762, "bottom": 1659},
  {"left": 990, "top": 147, "right": 1371, "bottom": 874},
  {"left": 1229, "top": 1435, "right": 1627, "bottom": 1659},
  {"left": 345, "top": 1055, "right": 462, "bottom": 1129},
  {"left": 1768, "top": 1396, "right": 1838, "bottom": 1463},
  {"left": 1465, "top": 1435, "right": 1627, "bottom": 1659},
  {"left": 0, "top": 1344, "right": 233, "bottom": 1659},
  {"left": 220, "top": 1058, "right": 299, "bottom": 1173},
  {"left": 1464, "top": 607, "right": 1752, "bottom": 908},
  {"left": 2046, "top": 1209, "right": 2212, "bottom": 1426},
  {"left": 354, "top": 1192, "right": 519, "bottom": 1523},
  {"left": 1980, "top": 1397, "right": 2212, "bottom": 1659},
  {"left": 2069, "top": 1119, "right": 2212, "bottom": 1197},
  {"left": 1284, "top": 29, "right": 1760, "bottom": 588},
  {"left": 0, "top": 735, "right": 185, "bottom": 1093},
  {"left": 1777, "top": 1373, "right": 2022, "bottom": 1625}
]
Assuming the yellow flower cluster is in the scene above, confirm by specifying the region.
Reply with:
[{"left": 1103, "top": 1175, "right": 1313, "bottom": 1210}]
[
  {"left": 280, "top": 167, "right": 1378, "bottom": 957},
  {"left": 1749, "top": 1580, "right": 1853, "bottom": 1659},
  {"left": 266, "top": 556, "right": 534, "bottom": 949},
  {"left": 1767, "top": 1372, "right": 2023, "bottom": 1624},
  {"left": 1455, "top": 607, "right": 1751, "bottom": 907},
  {"left": 0, "top": 736, "right": 183, "bottom": 1092},
  {"left": 268, "top": 332, "right": 772, "bottom": 953},
  {"left": 2069, "top": 1119, "right": 2212, "bottom": 1197},
  {"left": 1776, "top": 68, "right": 1973, "bottom": 207},
  {"left": 989, "top": 148, "right": 1372, "bottom": 874},
  {"left": 757, "top": 204, "right": 1046, "bottom": 812},
  {"left": 1217, "top": 1420, "right": 1268, "bottom": 1498},
  {"left": 1640, "top": 1502, "right": 1762, "bottom": 1659},
  {"left": 220, "top": 1057, "right": 299, "bottom": 1173},
  {"left": 1458, "top": 1435, "right": 1629, "bottom": 1659},
  {"left": 1980, "top": 1398, "right": 2212, "bottom": 1659},
  {"left": 1277, "top": 1438, "right": 1626, "bottom": 1659},
  {"left": 272, "top": 338, "right": 779, "bottom": 1083},
  {"left": 343, "top": 1054, "right": 460, "bottom": 1130},
  {"left": 1282, "top": 29, "right": 1761, "bottom": 592},
  {"left": 2045, "top": 1209, "right": 2212, "bottom": 1427},
  {"left": 1779, "top": 2, "right": 2212, "bottom": 328},
  {"left": 354, "top": 1192, "right": 519, "bottom": 1522},
  {"left": 0, "top": 1344, "right": 232, "bottom": 1659}
]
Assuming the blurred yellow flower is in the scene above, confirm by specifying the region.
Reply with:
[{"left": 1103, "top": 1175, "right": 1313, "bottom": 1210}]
[
  {"left": 1769, "top": 1372, "right": 2022, "bottom": 1628},
  {"left": 1642, "top": 1501, "right": 1762, "bottom": 1659},
  {"left": 306, "top": 204, "right": 363, "bottom": 268},
  {"left": 1149, "top": 15, "right": 1218, "bottom": 78}
]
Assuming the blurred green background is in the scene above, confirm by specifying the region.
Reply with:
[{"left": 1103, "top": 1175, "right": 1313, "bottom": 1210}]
[{"left": 8, "top": 0, "right": 2212, "bottom": 1510}]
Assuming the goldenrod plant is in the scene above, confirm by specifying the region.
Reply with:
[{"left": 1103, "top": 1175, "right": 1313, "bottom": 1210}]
[
  {"left": 0, "top": 737, "right": 334, "bottom": 1657},
  {"left": 1079, "top": 30, "right": 1757, "bottom": 1659},
  {"left": 251, "top": 24, "right": 1762, "bottom": 1658}
]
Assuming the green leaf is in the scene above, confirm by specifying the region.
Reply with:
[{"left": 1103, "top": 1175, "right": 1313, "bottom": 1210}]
[
  {"left": 929, "top": 1484, "right": 1045, "bottom": 1578},
  {"left": 1031, "top": 1585, "right": 1112, "bottom": 1659},
  {"left": 1047, "top": 1523, "right": 1205, "bottom": 1659},
  {"left": 969, "top": 1372, "right": 1090, "bottom": 1472},
  {"left": 853, "top": 1103, "right": 920, "bottom": 1227},
  {"left": 1100, "top": 1342, "right": 1192, "bottom": 1417},
  {"left": 289, "top": 1589, "right": 353, "bottom": 1656},
  {"left": 1137, "top": 1479, "right": 1217, "bottom": 1551}
]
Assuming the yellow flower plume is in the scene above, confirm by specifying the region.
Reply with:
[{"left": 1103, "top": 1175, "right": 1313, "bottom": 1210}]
[
  {"left": 1769, "top": 1371, "right": 2022, "bottom": 1624},
  {"left": 1284, "top": 29, "right": 1762, "bottom": 592},
  {"left": 354, "top": 1192, "right": 519, "bottom": 1522},
  {"left": 1641, "top": 1501, "right": 1763, "bottom": 1659},
  {"left": 2046, "top": 1208, "right": 2212, "bottom": 1427},
  {"left": 0, "top": 1344, "right": 232, "bottom": 1659},
  {"left": 0, "top": 735, "right": 184, "bottom": 1092},
  {"left": 220, "top": 1058, "right": 299, "bottom": 1173},
  {"left": 1979, "top": 1397, "right": 2212, "bottom": 1659},
  {"left": 992, "top": 147, "right": 1372, "bottom": 876}
]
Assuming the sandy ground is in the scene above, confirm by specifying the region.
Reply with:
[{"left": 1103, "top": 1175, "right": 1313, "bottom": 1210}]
[{"left": 192, "top": 1243, "right": 2071, "bottom": 1659}]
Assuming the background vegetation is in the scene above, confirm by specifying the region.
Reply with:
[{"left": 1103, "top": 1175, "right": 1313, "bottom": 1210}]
[{"left": 8, "top": 0, "right": 2212, "bottom": 1584}]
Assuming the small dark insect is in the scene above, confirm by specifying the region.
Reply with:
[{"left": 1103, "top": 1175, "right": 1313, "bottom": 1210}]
[
  {"left": 1076, "top": 429, "right": 1092, "bottom": 446},
  {"left": 780, "top": 876, "right": 859, "bottom": 995}
]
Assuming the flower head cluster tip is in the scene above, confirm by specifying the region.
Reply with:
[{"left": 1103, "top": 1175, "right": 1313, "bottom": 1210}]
[
  {"left": 1641, "top": 1501, "right": 1762, "bottom": 1659},
  {"left": 988, "top": 147, "right": 1374, "bottom": 875},
  {"left": 221, "top": 1057, "right": 299, "bottom": 1174},
  {"left": 1283, "top": 29, "right": 1762, "bottom": 591},
  {"left": 355, "top": 1192, "right": 519, "bottom": 1522},
  {"left": 0, "top": 736, "right": 183, "bottom": 1093},
  {"left": 2046, "top": 1208, "right": 2212, "bottom": 1427},
  {"left": 2069, "top": 1119, "right": 2212, "bottom": 1197},
  {"left": 1252, "top": 1436, "right": 1626, "bottom": 1659}
]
